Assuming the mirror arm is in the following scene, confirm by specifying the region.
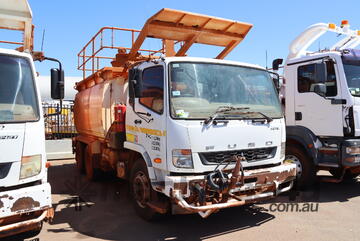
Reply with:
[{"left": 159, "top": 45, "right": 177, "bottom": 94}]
[
  {"left": 44, "top": 99, "right": 63, "bottom": 118},
  {"left": 43, "top": 57, "right": 62, "bottom": 71},
  {"left": 267, "top": 71, "right": 281, "bottom": 91},
  {"left": 43, "top": 56, "right": 64, "bottom": 118}
]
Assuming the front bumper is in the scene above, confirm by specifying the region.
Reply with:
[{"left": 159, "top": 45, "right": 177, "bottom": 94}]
[
  {"left": 165, "top": 162, "right": 296, "bottom": 217},
  {"left": 0, "top": 182, "right": 53, "bottom": 238},
  {"left": 341, "top": 139, "right": 360, "bottom": 168}
]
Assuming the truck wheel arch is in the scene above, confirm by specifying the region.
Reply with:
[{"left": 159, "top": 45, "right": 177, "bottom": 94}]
[
  {"left": 123, "top": 141, "right": 157, "bottom": 180},
  {"left": 286, "top": 126, "right": 319, "bottom": 164}
]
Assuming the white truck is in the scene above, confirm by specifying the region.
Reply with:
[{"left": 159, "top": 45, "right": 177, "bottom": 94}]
[
  {"left": 73, "top": 8, "right": 296, "bottom": 220},
  {"left": 273, "top": 20, "right": 360, "bottom": 187},
  {"left": 0, "top": 0, "right": 64, "bottom": 237}
]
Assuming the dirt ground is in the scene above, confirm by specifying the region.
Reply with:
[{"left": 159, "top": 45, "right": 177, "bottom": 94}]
[{"left": 5, "top": 159, "right": 360, "bottom": 241}]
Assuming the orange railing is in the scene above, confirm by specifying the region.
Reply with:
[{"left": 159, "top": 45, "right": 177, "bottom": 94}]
[
  {"left": 77, "top": 27, "right": 166, "bottom": 79},
  {"left": 0, "top": 40, "right": 24, "bottom": 46}
]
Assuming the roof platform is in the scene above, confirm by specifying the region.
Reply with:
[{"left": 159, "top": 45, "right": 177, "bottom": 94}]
[
  {"left": 0, "top": 0, "right": 33, "bottom": 52},
  {"left": 77, "top": 8, "right": 253, "bottom": 86},
  {"left": 126, "top": 8, "right": 253, "bottom": 61}
]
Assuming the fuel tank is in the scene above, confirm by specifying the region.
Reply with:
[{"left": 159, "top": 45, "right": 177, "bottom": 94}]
[{"left": 73, "top": 77, "right": 128, "bottom": 139}]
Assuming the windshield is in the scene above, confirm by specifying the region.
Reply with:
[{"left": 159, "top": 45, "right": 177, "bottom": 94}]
[
  {"left": 0, "top": 55, "right": 39, "bottom": 123},
  {"left": 169, "top": 62, "right": 282, "bottom": 119},
  {"left": 343, "top": 63, "right": 360, "bottom": 97}
]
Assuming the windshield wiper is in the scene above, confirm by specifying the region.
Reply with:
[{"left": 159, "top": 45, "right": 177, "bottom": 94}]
[
  {"left": 204, "top": 107, "right": 273, "bottom": 125},
  {"left": 203, "top": 106, "right": 250, "bottom": 125},
  {"left": 241, "top": 111, "right": 273, "bottom": 123}
]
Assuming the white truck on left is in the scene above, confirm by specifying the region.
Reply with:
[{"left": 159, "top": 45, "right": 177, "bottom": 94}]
[{"left": 0, "top": 0, "right": 64, "bottom": 238}]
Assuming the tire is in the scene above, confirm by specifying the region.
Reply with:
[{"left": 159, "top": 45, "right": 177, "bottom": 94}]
[
  {"left": 130, "top": 159, "right": 160, "bottom": 221},
  {"left": 285, "top": 145, "right": 316, "bottom": 189},
  {"left": 330, "top": 168, "right": 359, "bottom": 180},
  {"left": 75, "top": 141, "right": 85, "bottom": 174},
  {"left": 84, "top": 146, "right": 102, "bottom": 181}
]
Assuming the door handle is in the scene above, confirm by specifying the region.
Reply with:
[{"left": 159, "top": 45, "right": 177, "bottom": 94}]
[
  {"left": 134, "top": 119, "right": 142, "bottom": 125},
  {"left": 295, "top": 112, "right": 302, "bottom": 121},
  {"left": 330, "top": 99, "right": 346, "bottom": 105}
]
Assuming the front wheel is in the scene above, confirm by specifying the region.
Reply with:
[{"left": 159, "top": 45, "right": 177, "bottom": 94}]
[
  {"left": 285, "top": 145, "right": 316, "bottom": 189},
  {"left": 130, "top": 159, "right": 161, "bottom": 221}
]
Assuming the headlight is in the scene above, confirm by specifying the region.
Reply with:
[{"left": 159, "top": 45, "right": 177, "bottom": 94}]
[
  {"left": 20, "top": 154, "right": 42, "bottom": 179},
  {"left": 280, "top": 142, "right": 286, "bottom": 160},
  {"left": 346, "top": 147, "right": 360, "bottom": 155},
  {"left": 172, "top": 149, "right": 193, "bottom": 169}
]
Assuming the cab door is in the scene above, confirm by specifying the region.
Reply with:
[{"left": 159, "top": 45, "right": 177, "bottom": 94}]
[
  {"left": 126, "top": 64, "right": 167, "bottom": 171},
  {"left": 294, "top": 59, "right": 344, "bottom": 136}
]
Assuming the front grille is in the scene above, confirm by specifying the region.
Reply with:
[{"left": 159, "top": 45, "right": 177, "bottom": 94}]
[
  {"left": 199, "top": 147, "right": 276, "bottom": 165},
  {"left": 0, "top": 180, "right": 41, "bottom": 191}
]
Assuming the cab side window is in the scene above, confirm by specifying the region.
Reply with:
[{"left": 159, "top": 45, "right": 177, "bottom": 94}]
[
  {"left": 325, "top": 61, "right": 337, "bottom": 96},
  {"left": 297, "top": 61, "right": 337, "bottom": 97},
  {"left": 139, "top": 66, "right": 164, "bottom": 114}
]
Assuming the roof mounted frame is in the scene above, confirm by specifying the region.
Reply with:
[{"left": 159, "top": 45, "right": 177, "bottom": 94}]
[
  {"left": 77, "top": 8, "right": 253, "bottom": 80},
  {"left": 288, "top": 21, "right": 360, "bottom": 60},
  {"left": 0, "top": 0, "right": 33, "bottom": 52},
  {"left": 127, "top": 8, "right": 252, "bottom": 61}
]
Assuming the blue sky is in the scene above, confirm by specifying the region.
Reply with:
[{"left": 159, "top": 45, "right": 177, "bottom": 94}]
[{"left": 15, "top": 0, "right": 360, "bottom": 77}]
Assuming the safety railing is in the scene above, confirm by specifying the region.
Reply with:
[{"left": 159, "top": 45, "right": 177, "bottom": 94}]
[{"left": 77, "top": 27, "right": 166, "bottom": 79}]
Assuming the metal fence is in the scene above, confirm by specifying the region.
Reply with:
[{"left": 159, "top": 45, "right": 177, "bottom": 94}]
[{"left": 43, "top": 103, "right": 78, "bottom": 140}]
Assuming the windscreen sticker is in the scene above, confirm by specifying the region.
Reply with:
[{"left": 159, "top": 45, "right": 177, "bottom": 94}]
[
  {"left": 172, "top": 90, "right": 181, "bottom": 96},
  {"left": 175, "top": 110, "right": 189, "bottom": 118}
]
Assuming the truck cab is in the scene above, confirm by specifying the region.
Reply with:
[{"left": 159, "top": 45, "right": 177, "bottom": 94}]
[
  {"left": 0, "top": 1, "right": 64, "bottom": 237},
  {"left": 127, "top": 57, "right": 296, "bottom": 217},
  {"left": 276, "top": 21, "right": 360, "bottom": 187},
  {"left": 0, "top": 48, "right": 53, "bottom": 237},
  {"left": 128, "top": 57, "right": 287, "bottom": 173}
]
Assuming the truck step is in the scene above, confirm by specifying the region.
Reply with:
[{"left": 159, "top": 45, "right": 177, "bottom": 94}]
[
  {"left": 318, "top": 175, "right": 342, "bottom": 183},
  {"left": 317, "top": 162, "right": 339, "bottom": 168},
  {"left": 318, "top": 147, "right": 338, "bottom": 155}
]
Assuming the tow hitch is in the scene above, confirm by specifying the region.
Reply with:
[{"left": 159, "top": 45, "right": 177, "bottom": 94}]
[
  {"left": 207, "top": 155, "right": 245, "bottom": 194},
  {"left": 171, "top": 155, "right": 296, "bottom": 218},
  {"left": 193, "top": 155, "right": 245, "bottom": 205}
]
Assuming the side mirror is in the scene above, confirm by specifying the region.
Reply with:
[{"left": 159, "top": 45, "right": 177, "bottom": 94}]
[
  {"left": 134, "top": 79, "right": 141, "bottom": 97},
  {"left": 51, "top": 68, "right": 64, "bottom": 99},
  {"left": 128, "top": 68, "right": 141, "bottom": 109},
  {"left": 312, "top": 83, "right": 327, "bottom": 97},
  {"left": 272, "top": 58, "right": 283, "bottom": 71},
  {"left": 268, "top": 71, "right": 280, "bottom": 92},
  {"left": 128, "top": 79, "right": 137, "bottom": 108}
]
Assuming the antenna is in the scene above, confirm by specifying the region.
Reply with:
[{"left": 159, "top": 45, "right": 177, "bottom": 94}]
[
  {"left": 41, "top": 29, "right": 45, "bottom": 52},
  {"left": 265, "top": 50, "right": 268, "bottom": 69}
]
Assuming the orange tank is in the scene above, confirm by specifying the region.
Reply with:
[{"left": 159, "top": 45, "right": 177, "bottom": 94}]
[{"left": 73, "top": 72, "right": 128, "bottom": 140}]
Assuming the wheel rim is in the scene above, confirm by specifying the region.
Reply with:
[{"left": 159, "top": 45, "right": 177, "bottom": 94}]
[
  {"left": 285, "top": 155, "right": 303, "bottom": 178},
  {"left": 133, "top": 171, "right": 150, "bottom": 208}
]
